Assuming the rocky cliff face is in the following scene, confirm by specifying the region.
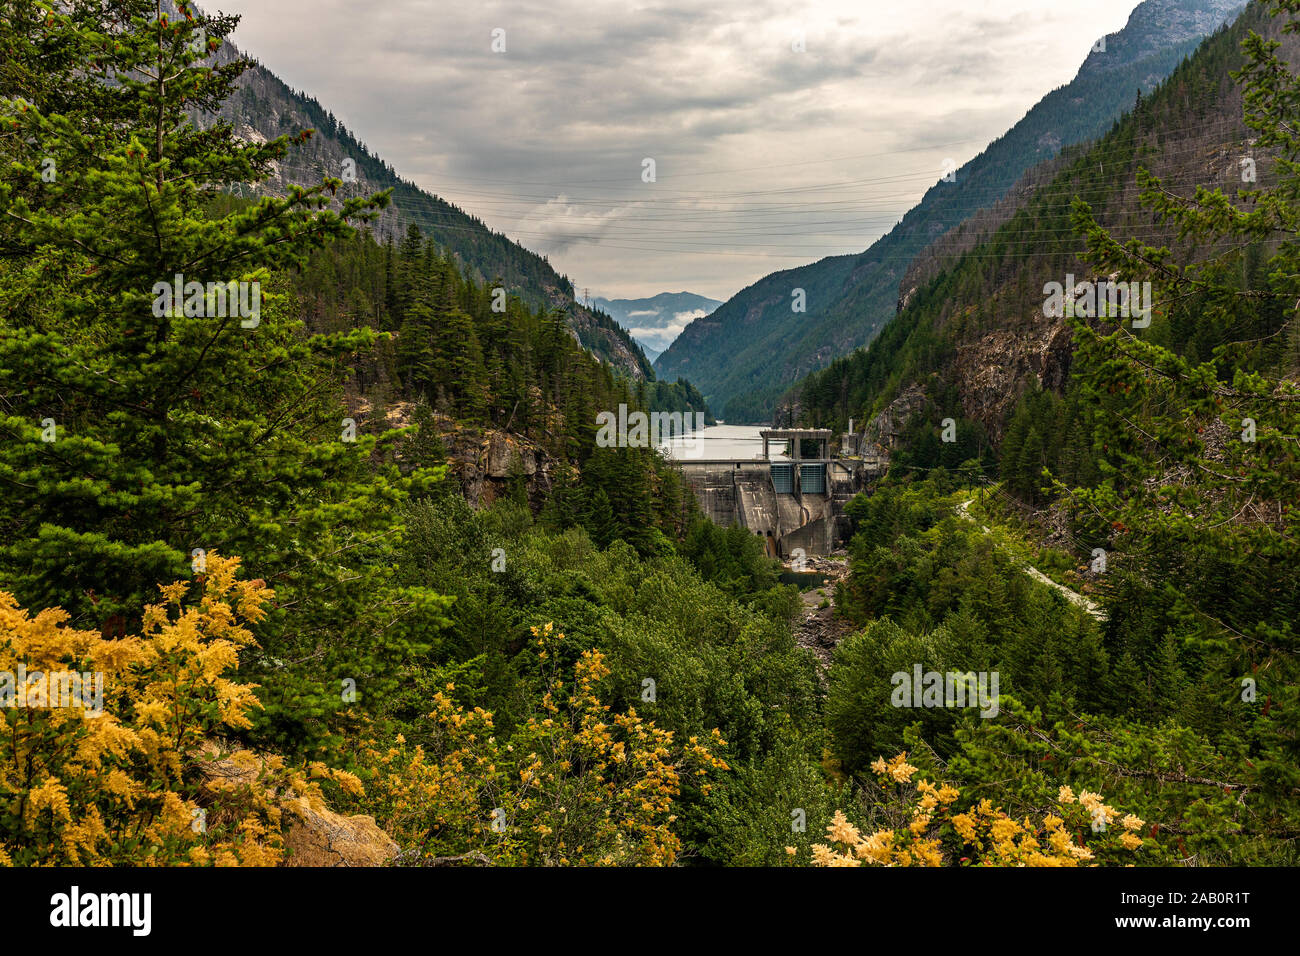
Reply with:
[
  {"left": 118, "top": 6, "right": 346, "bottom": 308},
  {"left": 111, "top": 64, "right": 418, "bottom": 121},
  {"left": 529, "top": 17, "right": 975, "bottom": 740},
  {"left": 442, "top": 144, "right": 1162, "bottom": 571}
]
[
  {"left": 1081, "top": 0, "right": 1251, "bottom": 73},
  {"left": 355, "top": 399, "right": 558, "bottom": 511},
  {"left": 859, "top": 384, "right": 928, "bottom": 458},
  {"left": 949, "top": 319, "right": 1075, "bottom": 442},
  {"left": 566, "top": 305, "right": 654, "bottom": 380},
  {"left": 445, "top": 425, "right": 556, "bottom": 512}
]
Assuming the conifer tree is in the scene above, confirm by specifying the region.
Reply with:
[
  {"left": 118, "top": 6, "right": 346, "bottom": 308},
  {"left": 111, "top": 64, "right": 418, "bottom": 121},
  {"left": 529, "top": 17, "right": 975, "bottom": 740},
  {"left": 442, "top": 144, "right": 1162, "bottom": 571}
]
[
  {"left": 430, "top": 276, "right": 489, "bottom": 420},
  {"left": 582, "top": 486, "right": 617, "bottom": 550},
  {"left": 0, "top": 0, "right": 449, "bottom": 754},
  {"left": 1015, "top": 427, "right": 1045, "bottom": 503}
]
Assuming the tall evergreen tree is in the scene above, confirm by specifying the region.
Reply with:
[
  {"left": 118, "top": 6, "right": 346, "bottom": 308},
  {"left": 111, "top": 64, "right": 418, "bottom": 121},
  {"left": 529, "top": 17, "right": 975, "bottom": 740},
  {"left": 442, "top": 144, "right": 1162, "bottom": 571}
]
[{"left": 0, "top": 0, "right": 449, "bottom": 754}]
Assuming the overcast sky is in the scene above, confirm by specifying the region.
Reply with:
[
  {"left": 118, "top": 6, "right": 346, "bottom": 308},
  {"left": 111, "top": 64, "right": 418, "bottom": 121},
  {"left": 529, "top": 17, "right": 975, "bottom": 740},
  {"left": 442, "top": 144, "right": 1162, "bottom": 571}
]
[{"left": 214, "top": 0, "right": 1143, "bottom": 302}]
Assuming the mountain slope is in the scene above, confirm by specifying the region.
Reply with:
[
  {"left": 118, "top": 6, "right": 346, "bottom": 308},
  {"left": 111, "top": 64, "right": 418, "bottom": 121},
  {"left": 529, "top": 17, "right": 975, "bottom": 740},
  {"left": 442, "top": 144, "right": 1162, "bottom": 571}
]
[
  {"left": 198, "top": 29, "right": 652, "bottom": 379},
  {"left": 798, "top": 0, "right": 1293, "bottom": 445},
  {"left": 654, "top": 0, "right": 1247, "bottom": 421}
]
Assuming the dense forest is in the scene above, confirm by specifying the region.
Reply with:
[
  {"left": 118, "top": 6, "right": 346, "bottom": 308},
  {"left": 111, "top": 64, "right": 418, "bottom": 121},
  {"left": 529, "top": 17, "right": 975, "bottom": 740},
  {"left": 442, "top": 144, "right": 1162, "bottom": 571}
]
[
  {"left": 0, "top": 0, "right": 1296, "bottom": 876},
  {"left": 286, "top": 220, "right": 711, "bottom": 453}
]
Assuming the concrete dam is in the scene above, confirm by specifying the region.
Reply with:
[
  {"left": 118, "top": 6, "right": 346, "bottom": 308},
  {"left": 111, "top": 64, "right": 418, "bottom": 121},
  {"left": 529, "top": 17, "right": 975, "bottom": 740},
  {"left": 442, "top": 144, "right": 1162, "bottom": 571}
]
[{"left": 671, "top": 428, "right": 883, "bottom": 558}]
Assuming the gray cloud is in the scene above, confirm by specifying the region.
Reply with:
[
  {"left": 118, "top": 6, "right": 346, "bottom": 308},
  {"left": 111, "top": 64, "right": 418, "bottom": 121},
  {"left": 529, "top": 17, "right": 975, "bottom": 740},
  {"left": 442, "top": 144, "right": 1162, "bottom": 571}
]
[
  {"left": 628, "top": 307, "right": 708, "bottom": 351},
  {"left": 215, "top": 0, "right": 1142, "bottom": 301}
]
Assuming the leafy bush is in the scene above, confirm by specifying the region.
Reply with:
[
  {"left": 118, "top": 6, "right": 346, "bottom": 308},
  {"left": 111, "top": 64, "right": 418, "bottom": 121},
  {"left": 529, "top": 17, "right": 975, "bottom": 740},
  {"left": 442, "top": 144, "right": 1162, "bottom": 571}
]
[
  {"left": 0, "top": 555, "right": 359, "bottom": 866},
  {"left": 349, "top": 624, "right": 728, "bottom": 866},
  {"left": 798, "top": 753, "right": 1151, "bottom": 867}
]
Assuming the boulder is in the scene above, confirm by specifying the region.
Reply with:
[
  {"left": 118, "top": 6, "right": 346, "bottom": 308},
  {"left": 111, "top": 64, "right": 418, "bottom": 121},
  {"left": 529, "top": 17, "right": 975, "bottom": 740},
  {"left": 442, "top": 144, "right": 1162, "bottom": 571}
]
[
  {"left": 283, "top": 800, "right": 399, "bottom": 868},
  {"left": 197, "top": 743, "right": 399, "bottom": 868}
]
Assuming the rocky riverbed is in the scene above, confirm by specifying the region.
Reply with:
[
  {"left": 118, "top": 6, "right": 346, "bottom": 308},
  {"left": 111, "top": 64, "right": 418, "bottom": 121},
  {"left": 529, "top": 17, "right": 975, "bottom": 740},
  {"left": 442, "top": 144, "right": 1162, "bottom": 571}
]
[{"left": 789, "top": 554, "right": 855, "bottom": 674}]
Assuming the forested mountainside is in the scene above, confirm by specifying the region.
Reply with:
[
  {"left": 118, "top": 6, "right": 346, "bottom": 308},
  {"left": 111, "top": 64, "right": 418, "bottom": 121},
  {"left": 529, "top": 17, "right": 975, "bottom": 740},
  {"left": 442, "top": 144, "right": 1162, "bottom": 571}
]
[
  {"left": 0, "top": 0, "right": 700, "bottom": 743},
  {"left": 0, "top": 0, "right": 791, "bottom": 861},
  {"left": 799, "top": 0, "right": 1292, "bottom": 446},
  {"left": 283, "top": 219, "right": 712, "bottom": 439},
  {"left": 280, "top": 216, "right": 714, "bottom": 536},
  {"left": 191, "top": 10, "right": 653, "bottom": 379},
  {"left": 655, "top": 0, "right": 1246, "bottom": 422}
]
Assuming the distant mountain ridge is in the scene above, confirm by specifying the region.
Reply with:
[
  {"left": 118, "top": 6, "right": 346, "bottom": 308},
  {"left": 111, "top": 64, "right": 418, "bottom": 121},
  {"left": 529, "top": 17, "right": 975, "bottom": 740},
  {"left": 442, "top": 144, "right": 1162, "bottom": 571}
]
[
  {"left": 653, "top": 0, "right": 1248, "bottom": 421},
  {"left": 591, "top": 292, "right": 723, "bottom": 360}
]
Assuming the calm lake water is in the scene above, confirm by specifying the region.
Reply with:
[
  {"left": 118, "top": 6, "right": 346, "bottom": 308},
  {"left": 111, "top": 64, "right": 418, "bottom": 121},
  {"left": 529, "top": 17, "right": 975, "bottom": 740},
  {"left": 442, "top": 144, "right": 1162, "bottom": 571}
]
[{"left": 658, "top": 424, "right": 790, "bottom": 461}]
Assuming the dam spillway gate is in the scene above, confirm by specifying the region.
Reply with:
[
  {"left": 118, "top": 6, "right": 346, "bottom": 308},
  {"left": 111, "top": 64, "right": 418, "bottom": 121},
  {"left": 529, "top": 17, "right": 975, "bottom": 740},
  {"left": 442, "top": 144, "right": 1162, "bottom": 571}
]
[{"left": 674, "top": 429, "right": 880, "bottom": 558}]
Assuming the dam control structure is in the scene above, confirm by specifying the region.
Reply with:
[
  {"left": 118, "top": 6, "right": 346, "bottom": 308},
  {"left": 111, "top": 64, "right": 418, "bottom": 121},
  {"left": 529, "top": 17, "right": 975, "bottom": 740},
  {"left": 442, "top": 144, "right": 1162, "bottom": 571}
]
[{"left": 674, "top": 428, "right": 884, "bottom": 558}]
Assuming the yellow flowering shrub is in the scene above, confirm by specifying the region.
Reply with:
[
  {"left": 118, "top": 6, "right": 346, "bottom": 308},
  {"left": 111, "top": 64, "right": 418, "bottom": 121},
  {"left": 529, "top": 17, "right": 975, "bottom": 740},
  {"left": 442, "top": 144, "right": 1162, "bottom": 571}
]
[
  {"left": 0, "top": 555, "right": 359, "bottom": 866},
  {"left": 799, "top": 753, "right": 1152, "bottom": 867},
  {"left": 352, "top": 623, "right": 729, "bottom": 866}
]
